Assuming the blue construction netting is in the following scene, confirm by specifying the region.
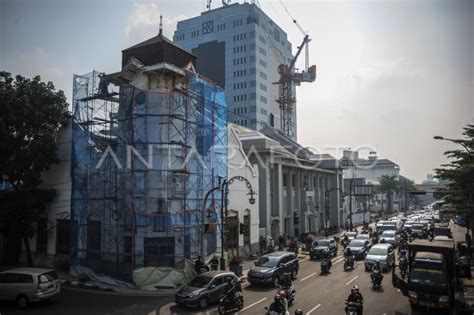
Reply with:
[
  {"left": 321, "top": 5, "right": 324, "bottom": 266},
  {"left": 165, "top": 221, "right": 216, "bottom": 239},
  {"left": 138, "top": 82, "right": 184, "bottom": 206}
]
[{"left": 71, "top": 70, "right": 227, "bottom": 277}]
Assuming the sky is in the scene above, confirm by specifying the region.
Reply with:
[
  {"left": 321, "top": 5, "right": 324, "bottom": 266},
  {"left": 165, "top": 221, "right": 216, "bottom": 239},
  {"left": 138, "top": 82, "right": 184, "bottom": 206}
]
[{"left": 1, "top": 0, "right": 473, "bottom": 183}]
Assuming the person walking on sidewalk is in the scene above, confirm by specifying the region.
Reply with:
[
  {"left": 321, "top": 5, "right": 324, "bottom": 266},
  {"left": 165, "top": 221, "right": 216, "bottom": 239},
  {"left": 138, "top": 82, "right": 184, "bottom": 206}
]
[{"left": 278, "top": 234, "right": 285, "bottom": 251}]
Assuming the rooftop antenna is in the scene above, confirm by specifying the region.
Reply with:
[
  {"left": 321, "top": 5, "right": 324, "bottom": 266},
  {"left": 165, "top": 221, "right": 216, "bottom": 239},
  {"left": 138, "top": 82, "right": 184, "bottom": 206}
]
[
  {"left": 159, "top": 14, "right": 163, "bottom": 35},
  {"left": 207, "top": 0, "right": 211, "bottom": 10}
]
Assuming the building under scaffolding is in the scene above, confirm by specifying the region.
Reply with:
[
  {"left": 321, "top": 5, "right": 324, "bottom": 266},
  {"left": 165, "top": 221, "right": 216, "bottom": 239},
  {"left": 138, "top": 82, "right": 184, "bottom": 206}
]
[{"left": 71, "top": 32, "right": 227, "bottom": 277}]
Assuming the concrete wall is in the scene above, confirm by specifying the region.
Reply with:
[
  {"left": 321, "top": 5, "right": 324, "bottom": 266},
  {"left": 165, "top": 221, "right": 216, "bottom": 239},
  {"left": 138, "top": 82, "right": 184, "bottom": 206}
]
[
  {"left": 227, "top": 125, "right": 260, "bottom": 254},
  {"left": 27, "top": 119, "right": 72, "bottom": 268}
]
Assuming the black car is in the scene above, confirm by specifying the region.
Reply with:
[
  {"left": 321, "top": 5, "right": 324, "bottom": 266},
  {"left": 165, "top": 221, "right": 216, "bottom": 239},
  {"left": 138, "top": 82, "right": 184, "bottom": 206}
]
[
  {"left": 346, "top": 239, "right": 371, "bottom": 259},
  {"left": 247, "top": 251, "right": 299, "bottom": 287},
  {"left": 175, "top": 271, "right": 241, "bottom": 309},
  {"left": 309, "top": 238, "right": 338, "bottom": 260}
]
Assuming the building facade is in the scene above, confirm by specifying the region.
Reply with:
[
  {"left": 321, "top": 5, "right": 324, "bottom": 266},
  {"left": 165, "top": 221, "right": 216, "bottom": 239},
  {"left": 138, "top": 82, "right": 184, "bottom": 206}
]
[
  {"left": 174, "top": 2, "right": 297, "bottom": 140},
  {"left": 233, "top": 125, "right": 344, "bottom": 240}
]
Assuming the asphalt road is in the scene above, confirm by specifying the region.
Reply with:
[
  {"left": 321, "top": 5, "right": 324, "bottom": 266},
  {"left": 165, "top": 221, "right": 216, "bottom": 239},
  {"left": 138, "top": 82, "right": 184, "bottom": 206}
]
[
  {"left": 0, "top": 287, "right": 173, "bottom": 315},
  {"left": 1, "top": 222, "right": 466, "bottom": 315}
]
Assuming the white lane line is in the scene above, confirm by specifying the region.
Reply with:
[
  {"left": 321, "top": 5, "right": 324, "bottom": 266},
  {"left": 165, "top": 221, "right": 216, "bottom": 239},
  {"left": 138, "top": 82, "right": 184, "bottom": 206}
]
[
  {"left": 333, "top": 258, "right": 344, "bottom": 265},
  {"left": 345, "top": 275, "right": 359, "bottom": 286},
  {"left": 300, "top": 272, "right": 318, "bottom": 282},
  {"left": 307, "top": 303, "right": 322, "bottom": 314},
  {"left": 239, "top": 297, "right": 267, "bottom": 312}
]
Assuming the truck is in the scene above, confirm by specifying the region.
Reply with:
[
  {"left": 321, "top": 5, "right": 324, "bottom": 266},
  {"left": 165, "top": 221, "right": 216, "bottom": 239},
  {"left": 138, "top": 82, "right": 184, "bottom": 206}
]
[{"left": 392, "top": 239, "right": 458, "bottom": 310}]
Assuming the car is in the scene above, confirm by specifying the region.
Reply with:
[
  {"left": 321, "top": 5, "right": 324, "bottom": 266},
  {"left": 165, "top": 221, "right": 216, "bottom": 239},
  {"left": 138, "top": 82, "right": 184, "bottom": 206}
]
[
  {"left": 175, "top": 271, "right": 241, "bottom": 309},
  {"left": 355, "top": 233, "right": 372, "bottom": 247},
  {"left": 309, "top": 238, "right": 338, "bottom": 260},
  {"left": 364, "top": 244, "right": 395, "bottom": 272},
  {"left": 0, "top": 268, "right": 61, "bottom": 308},
  {"left": 411, "top": 223, "right": 425, "bottom": 238},
  {"left": 247, "top": 251, "right": 299, "bottom": 287},
  {"left": 346, "top": 239, "right": 370, "bottom": 259},
  {"left": 379, "top": 230, "right": 399, "bottom": 247}
]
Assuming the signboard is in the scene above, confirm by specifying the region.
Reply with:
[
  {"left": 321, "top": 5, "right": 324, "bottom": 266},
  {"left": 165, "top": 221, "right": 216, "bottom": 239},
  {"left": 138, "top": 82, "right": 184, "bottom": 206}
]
[{"left": 352, "top": 185, "right": 373, "bottom": 196}]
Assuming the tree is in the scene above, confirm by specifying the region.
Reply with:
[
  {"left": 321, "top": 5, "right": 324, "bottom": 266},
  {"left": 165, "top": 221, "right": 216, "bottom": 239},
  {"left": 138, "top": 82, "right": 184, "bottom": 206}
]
[
  {"left": 0, "top": 71, "right": 69, "bottom": 266},
  {"left": 379, "top": 175, "right": 399, "bottom": 213},
  {"left": 435, "top": 124, "right": 474, "bottom": 234}
]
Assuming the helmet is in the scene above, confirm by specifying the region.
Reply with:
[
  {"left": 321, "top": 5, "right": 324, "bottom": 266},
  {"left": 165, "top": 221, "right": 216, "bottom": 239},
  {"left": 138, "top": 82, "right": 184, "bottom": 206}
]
[
  {"left": 278, "top": 290, "right": 287, "bottom": 299},
  {"left": 380, "top": 238, "right": 386, "bottom": 243},
  {"left": 295, "top": 309, "right": 304, "bottom": 315},
  {"left": 351, "top": 285, "right": 359, "bottom": 294},
  {"left": 274, "top": 295, "right": 280, "bottom": 303}
]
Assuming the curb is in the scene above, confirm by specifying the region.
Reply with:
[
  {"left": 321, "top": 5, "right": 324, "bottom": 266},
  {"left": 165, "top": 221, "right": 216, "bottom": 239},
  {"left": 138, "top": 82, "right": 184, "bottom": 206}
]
[{"left": 60, "top": 279, "right": 118, "bottom": 292}]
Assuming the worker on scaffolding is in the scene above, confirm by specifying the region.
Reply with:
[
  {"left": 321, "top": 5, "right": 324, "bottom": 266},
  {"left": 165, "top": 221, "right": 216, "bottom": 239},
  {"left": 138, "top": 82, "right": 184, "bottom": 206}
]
[{"left": 98, "top": 72, "right": 110, "bottom": 97}]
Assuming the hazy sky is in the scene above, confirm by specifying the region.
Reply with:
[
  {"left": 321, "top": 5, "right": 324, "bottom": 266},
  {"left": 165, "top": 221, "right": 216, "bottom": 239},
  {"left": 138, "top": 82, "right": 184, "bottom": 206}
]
[{"left": 1, "top": 0, "right": 473, "bottom": 183}]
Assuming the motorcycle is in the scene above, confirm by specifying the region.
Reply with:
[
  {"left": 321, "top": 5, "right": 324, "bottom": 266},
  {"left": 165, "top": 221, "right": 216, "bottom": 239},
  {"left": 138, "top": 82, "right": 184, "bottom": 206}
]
[
  {"left": 345, "top": 301, "right": 362, "bottom": 315},
  {"left": 320, "top": 258, "right": 331, "bottom": 274},
  {"left": 343, "top": 256, "right": 355, "bottom": 271},
  {"left": 218, "top": 290, "right": 243, "bottom": 314},
  {"left": 278, "top": 284, "right": 296, "bottom": 306},
  {"left": 371, "top": 268, "right": 383, "bottom": 290}
]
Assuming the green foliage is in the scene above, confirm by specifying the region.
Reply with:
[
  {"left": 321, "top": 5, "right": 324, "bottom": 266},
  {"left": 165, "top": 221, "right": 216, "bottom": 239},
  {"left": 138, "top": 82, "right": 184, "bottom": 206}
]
[
  {"left": 435, "top": 124, "right": 474, "bottom": 215},
  {"left": 0, "top": 71, "right": 69, "bottom": 189},
  {"left": 0, "top": 71, "right": 68, "bottom": 265},
  {"left": 379, "top": 175, "right": 399, "bottom": 193}
]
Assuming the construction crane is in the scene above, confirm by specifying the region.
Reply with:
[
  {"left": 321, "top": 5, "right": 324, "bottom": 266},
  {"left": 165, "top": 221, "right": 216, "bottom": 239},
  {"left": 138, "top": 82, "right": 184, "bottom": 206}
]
[{"left": 275, "top": 6, "right": 316, "bottom": 138}]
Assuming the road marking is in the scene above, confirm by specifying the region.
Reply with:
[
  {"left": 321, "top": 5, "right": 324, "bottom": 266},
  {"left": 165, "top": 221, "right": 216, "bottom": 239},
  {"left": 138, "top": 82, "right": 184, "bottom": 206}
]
[
  {"left": 300, "top": 272, "right": 318, "bottom": 282},
  {"left": 307, "top": 303, "right": 322, "bottom": 314},
  {"left": 239, "top": 297, "right": 267, "bottom": 312},
  {"left": 345, "top": 275, "right": 359, "bottom": 285},
  {"left": 333, "top": 257, "right": 344, "bottom": 265}
]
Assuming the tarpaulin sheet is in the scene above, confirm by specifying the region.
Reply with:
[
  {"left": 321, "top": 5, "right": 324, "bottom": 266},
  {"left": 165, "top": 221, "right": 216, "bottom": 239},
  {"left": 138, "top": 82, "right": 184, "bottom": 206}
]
[
  {"left": 69, "top": 265, "right": 134, "bottom": 288},
  {"left": 133, "top": 259, "right": 196, "bottom": 290}
]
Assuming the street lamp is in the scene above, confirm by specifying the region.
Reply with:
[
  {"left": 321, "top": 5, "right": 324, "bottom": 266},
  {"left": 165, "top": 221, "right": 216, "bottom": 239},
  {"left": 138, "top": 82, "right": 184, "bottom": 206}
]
[{"left": 201, "top": 175, "right": 256, "bottom": 270}]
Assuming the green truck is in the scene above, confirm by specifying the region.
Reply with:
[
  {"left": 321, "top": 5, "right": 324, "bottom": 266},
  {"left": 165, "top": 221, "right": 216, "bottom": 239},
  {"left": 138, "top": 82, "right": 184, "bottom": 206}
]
[{"left": 392, "top": 239, "right": 465, "bottom": 310}]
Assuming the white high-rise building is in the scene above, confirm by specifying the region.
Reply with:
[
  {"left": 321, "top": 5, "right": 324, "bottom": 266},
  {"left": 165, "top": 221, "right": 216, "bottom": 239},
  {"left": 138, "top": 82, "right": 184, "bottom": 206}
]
[{"left": 174, "top": 2, "right": 298, "bottom": 140}]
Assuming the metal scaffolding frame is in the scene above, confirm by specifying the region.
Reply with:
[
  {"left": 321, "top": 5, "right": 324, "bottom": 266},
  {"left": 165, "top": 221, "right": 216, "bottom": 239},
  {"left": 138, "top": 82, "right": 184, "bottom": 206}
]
[{"left": 71, "top": 70, "right": 227, "bottom": 277}]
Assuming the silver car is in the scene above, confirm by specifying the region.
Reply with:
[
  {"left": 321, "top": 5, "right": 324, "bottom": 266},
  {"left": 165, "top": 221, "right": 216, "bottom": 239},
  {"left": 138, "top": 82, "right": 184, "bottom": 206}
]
[
  {"left": 364, "top": 243, "right": 395, "bottom": 272},
  {"left": 379, "top": 230, "right": 398, "bottom": 247},
  {"left": 0, "top": 268, "right": 61, "bottom": 308}
]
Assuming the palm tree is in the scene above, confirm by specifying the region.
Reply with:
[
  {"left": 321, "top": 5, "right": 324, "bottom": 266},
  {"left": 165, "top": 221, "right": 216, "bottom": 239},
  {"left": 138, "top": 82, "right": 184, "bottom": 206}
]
[{"left": 379, "top": 175, "right": 399, "bottom": 213}]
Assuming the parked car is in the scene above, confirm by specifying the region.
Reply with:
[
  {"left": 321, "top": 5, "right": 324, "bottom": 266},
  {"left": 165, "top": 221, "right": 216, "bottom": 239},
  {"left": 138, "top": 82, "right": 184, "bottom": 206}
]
[
  {"left": 247, "top": 251, "right": 299, "bottom": 286},
  {"left": 379, "top": 230, "right": 399, "bottom": 247},
  {"left": 346, "top": 239, "right": 370, "bottom": 259},
  {"left": 175, "top": 271, "right": 241, "bottom": 309},
  {"left": 309, "top": 238, "right": 338, "bottom": 260},
  {"left": 0, "top": 268, "right": 61, "bottom": 308},
  {"left": 364, "top": 244, "right": 395, "bottom": 272}
]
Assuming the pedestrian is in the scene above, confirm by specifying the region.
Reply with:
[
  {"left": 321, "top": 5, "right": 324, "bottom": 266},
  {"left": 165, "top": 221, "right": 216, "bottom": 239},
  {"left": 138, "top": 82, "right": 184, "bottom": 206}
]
[
  {"left": 278, "top": 234, "right": 284, "bottom": 251},
  {"left": 209, "top": 254, "right": 219, "bottom": 271},
  {"left": 259, "top": 235, "right": 267, "bottom": 254}
]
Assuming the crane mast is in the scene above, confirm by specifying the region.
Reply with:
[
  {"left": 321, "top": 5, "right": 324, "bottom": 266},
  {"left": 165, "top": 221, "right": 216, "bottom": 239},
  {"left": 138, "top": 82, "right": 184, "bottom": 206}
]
[{"left": 276, "top": 28, "right": 316, "bottom": 139}]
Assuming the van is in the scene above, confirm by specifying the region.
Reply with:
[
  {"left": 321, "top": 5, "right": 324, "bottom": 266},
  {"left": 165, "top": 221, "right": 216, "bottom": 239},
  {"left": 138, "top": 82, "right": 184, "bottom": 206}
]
[{"left": 0, "top": 268, "right": 61, "bottom": 308}]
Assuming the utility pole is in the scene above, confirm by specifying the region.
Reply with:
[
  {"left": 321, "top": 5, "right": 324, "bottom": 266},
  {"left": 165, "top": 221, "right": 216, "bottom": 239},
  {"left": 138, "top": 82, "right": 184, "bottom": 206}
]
[{"left": 349, "top": 185, "right": 353, "bottom": 231}]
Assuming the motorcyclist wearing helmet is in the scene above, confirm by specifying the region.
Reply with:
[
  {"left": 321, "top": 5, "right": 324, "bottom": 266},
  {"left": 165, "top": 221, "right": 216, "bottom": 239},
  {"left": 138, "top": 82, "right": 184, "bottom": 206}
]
[
  {"left": 321, "top": 248, "right": 332, "bottom": 269},
  {"left": 269, "top": 290, "right": 288, "bottom": 314},
  {"left": 346, "top": 285, "right": 363, "bottom": 315},
  {"left": 371, "top": 261, "right": 383, "bottom": 284}
]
